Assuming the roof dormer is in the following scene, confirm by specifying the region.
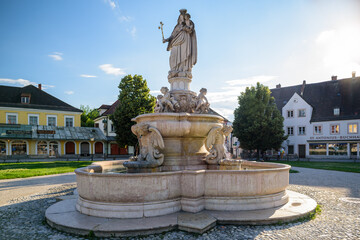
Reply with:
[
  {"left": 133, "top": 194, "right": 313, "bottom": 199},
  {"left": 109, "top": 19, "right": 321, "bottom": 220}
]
[{"left": 21, "top": 93, "right": 31, "bottom": 104}]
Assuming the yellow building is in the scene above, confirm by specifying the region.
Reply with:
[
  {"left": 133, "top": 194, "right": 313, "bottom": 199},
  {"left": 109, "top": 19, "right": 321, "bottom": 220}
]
[{"left": 0, "top": 84, "right": 106, "bottom": 158}]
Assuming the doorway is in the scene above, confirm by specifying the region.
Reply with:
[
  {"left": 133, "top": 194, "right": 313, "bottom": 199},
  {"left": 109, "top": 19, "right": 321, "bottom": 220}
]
[
  {"left": 81, "top": 142, "right": 90, "bottom": 156},
  {"left": 65, "top": 142, "right": 75, "bottom": 154},
  {"left": 298, "top": 144, "right": 306, "bottom": 158}
]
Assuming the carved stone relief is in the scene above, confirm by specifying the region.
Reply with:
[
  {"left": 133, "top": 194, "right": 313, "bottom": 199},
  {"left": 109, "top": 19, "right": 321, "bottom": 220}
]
[
  {"left": 154, "top": 87, "right": 210, "bottom": 114},
  {"left": 123, "top": 123, "right": 165, "bottom": 169},
  {"left": 205, "top": 125, "right": 233, "bottom": 165}
]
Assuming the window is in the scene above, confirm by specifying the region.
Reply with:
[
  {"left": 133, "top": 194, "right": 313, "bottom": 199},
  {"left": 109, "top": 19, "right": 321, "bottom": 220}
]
[
  {"left": 6, "top": 113, "right": 17, "bottom": 124},
  {"left": 21, "top": 96, "right": 30, "bottom": 104},
  {"left": 288, "top": 145, "right": 294, "bottom": 155},
  {"left": 331, "top": 124, "right": 339, "bottom": 134},
  {"left": 65, "top": 116, "right": 74, "bottom": 127},
  {"left": 309, "top": 143, "right": 326, "bottom": 155},
  {"left": 95, "top": 123, "right": 99, "bottom": 128},
  {"left": 37, "top": 141, "right": 48, "bottom": 155},
  {"left": 298, "top": 109, "right": 306, "bottom": 117},
  {"left": 348, "top": 123, "right": 358, "bottom": 134},
  {"left": 329, "top": 143, "right": 347, "bottom": 155},
  {"left": 47, "top": 115, "right": 57, "bottom": 126},
  {"left": 287, "top": 110, "right": 294, "bottom": 118},
  {"left": 11, "top": 141, "right": 27, "bottom": 155},
  {"left": 28, "top": 114, "right": 39, "bottom": 126},
  {"left": 314, "top": 125, "right": 322, "bottom": 135},
  {"left": 0, "top": 141, "right": 6, "bottom": 155},
  {"left": 298, "top": 126, "right": 306, "bottom": 135},
  {"left": 287, "top": 127, "right": 294, "bottom": 135},
  {"left": 49, "top": 141, "right": 59, "bottom": 157},
  {"left": 111, "top": 124, "right": 115, "bottom": 132},
  {"left": 350, "top": 143, "right": 358, "bottom": 156},
  {"left": 333, "top": 108, "right": 340, "bottom": 116}
]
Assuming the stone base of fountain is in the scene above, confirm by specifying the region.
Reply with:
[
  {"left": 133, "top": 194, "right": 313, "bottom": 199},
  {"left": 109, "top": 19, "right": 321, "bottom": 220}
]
[
  {"left": 46, "top": 190, "right": 317, "bottom": 237},
  {"left": 45, "top": 159, "right": 317, "bottom": 236}
]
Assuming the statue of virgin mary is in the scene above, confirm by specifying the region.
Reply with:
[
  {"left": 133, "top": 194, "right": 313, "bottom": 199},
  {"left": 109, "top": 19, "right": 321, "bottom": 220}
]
[{"left": 163, "top": 9, "right": 197, "bottom": 79}]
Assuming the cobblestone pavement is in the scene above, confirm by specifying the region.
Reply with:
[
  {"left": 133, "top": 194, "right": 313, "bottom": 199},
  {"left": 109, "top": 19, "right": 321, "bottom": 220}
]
[{"left": 0, "top": 167, "right": 359, "bottom": 240}]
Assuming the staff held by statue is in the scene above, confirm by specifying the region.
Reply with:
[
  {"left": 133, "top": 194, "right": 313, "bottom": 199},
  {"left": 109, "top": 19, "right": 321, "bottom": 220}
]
[{"left": 158, "top": 21, "right": 164, "bottom": 42}]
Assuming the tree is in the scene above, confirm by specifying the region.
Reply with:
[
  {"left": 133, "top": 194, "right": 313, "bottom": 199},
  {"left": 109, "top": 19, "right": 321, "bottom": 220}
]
[
  {"left": 233, "top": 82, "right": 287, "bottom": 159},
  {"left": 80, "top": 105, "right": 99, "bottom": 127},
  {"left": 110, "top": 74, "right": 156, "bottom": 147}
]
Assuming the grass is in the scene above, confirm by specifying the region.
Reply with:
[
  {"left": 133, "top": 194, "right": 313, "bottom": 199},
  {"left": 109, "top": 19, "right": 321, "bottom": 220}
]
[
  {"left": 0, "top": 161, "right": 94, "bottom": 179},
  {"left": 273, "top": 161, "right": 360, "bottom": 173},
  {"left": 275, "top": 204, "right": 322, "bottom": 226}
]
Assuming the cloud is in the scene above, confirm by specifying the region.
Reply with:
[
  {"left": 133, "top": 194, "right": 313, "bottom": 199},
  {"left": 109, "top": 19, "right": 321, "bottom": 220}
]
[
  {"left": 126, "top": 26, "right": 137, "bottom": 38},
  {"left": 80, "top": 74, "right": 97, "bottom": 78},
  {"left": 206, "top": 75, "right": 279, "bottom": 121},
  {"left": 314, "top": 27, "right": 360, "bottom": 75},
  {"left": 105, "top": 0, "right": 116, "bottom": 9},
  {"left": 64, "top": 90, "right": 74, "bottom": 95},
  {"left": 119, "top": 16, "right": 133, "bottom": 22},
  {"left": 150, "top": 90, "right": 161, "bottom": 96},
  {"left": 315, "top": 30, "right": 335, "bottom": 44},
  {"left": 210, "top": 108, "right": 235, "bottom": 121},
  {"left": 42, "top": 84, "right": 55, "bottom": 90},
  {"left": 48, "top": 52, "right": 63, "bottom": 61},
  {"left": 0, "top": 78, "right": 36, "bottom": 86},
  {"left": 225, "top": 75, "right": 277, "bottom": 86},
  {"left": 99, "top": 64, "right": 126, "bottom": 76}
]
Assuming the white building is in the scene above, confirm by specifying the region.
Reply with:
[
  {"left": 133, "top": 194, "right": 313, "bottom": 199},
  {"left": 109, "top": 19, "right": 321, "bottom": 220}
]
[
  {"left": 271, "top": 74, "right": 360, "bottom": 159},
  {"left": 94, "top": 100, "right": 134, "bottom": 155}
]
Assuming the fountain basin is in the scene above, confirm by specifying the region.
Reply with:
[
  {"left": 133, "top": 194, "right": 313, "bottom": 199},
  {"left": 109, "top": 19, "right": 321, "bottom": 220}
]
[{"left": 75, "top": 160, "right": 290, "bottom": 218}]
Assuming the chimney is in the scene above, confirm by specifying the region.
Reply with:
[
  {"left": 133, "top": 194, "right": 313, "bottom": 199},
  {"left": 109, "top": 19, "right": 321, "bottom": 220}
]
[
  {"left": 38, "top": 84, "right": 42, "bottom": 90},
  {"left": 331, "top": 76, "right": 337, "bottom": 81},
  {"left": 300, "top": 80, "right": 306, "bottom": 96},
  {"left": 352, "top": 71, "right": 356, "bottom": 78},
  {"left": 276, "top": 84, "right": 281, "bottom": 89}
]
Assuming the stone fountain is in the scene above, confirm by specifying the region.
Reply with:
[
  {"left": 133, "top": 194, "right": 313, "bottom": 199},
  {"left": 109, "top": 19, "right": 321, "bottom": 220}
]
[{"left": 45, "top": 9, "right": 317, "bottom": 237}]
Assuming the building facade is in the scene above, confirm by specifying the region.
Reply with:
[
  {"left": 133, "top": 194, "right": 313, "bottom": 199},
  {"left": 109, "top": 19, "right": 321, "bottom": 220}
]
[
  {"left": 0, "top": 84, "right": 106, "bottom": 158},
  {"left": 271, "top": 74, "right": 360, "bottom": 159},
  {"left": 94, "top": 100, "right": 133, "bottom": 155}
]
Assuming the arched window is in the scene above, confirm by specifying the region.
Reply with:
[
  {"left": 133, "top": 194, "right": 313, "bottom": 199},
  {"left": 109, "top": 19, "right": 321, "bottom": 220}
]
[
  {"left": 49, "top": 141, "right": 59, "bottom": 157},
  {"left": 37, "top": 141, "right": 48, "bottom": 155},
  {"left": 11, "top": 141, "right": 27, "bottom": 155},
  {"left": 0, "top": 141, "right": 6, "bottom": 156}
]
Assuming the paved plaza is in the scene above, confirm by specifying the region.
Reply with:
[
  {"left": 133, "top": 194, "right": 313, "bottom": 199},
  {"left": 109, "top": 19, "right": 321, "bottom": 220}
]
[{"left": 0, "top": 167, "right": 359, "bottom": 239}]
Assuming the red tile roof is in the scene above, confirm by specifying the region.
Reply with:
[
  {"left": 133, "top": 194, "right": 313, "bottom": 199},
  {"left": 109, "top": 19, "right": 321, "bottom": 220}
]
[{"left": 101, "top": 100, "right": 120, "bottom": 116}]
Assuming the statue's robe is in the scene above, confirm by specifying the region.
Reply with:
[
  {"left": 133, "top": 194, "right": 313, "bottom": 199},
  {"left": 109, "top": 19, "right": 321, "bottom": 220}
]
[{"left": 167, "top": 22, "right": 197, "bottom": 74}]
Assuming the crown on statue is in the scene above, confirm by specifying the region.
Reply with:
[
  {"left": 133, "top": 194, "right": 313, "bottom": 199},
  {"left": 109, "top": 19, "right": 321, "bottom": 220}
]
[{"left": 179, "top": 9, "right": 187, "bottom": 15}]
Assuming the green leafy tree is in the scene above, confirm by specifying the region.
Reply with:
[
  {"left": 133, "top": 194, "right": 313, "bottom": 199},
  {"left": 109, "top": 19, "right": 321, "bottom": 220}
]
[
  {"left": 110, "top": 74, "right": 156, "bottom": 147},
  {"left": 80, "top": 105, "right": 99, "bottom": 127},
  {"left": 233, "top": 83, "right": 287, "bottom": 159}
]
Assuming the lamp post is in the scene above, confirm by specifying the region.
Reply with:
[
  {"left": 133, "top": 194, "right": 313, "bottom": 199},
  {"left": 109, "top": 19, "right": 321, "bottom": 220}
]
[
  {"left": 90, "top": 138, "right": 95, "bottom": 161},
  {"left": 102, "top": 118, "right": 108, "bottom": 157}
]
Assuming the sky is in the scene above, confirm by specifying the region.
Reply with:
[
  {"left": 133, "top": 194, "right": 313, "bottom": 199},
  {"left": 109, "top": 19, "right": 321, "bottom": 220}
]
[{"left": 1, "top": 0, "right": 360, "bottom": 121}]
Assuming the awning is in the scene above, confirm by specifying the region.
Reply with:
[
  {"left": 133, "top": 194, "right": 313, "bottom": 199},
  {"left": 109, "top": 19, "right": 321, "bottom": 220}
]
[{"left": 0, "top": 124, "right": 106, "bottom": 141}]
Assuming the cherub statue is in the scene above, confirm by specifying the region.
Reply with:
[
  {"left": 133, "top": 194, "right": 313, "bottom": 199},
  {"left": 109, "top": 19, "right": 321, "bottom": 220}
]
[
  {"left": 205, "top": 125, "right": 233, "bottom": 164},
  {"left": 159, "top": 87, "right": 178, "bottom": 112},
  {"left": 157, "top": 87, "right": 179, "bottom": 112},
  {"left": 154, "top": 95, "right": 164, "bottom": 113},
  {"left": 195, "top": 88, "right": 210, "bottom": 114},
  {"left": 124, "top": 123, "right": 165, "bottom": 169}
]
